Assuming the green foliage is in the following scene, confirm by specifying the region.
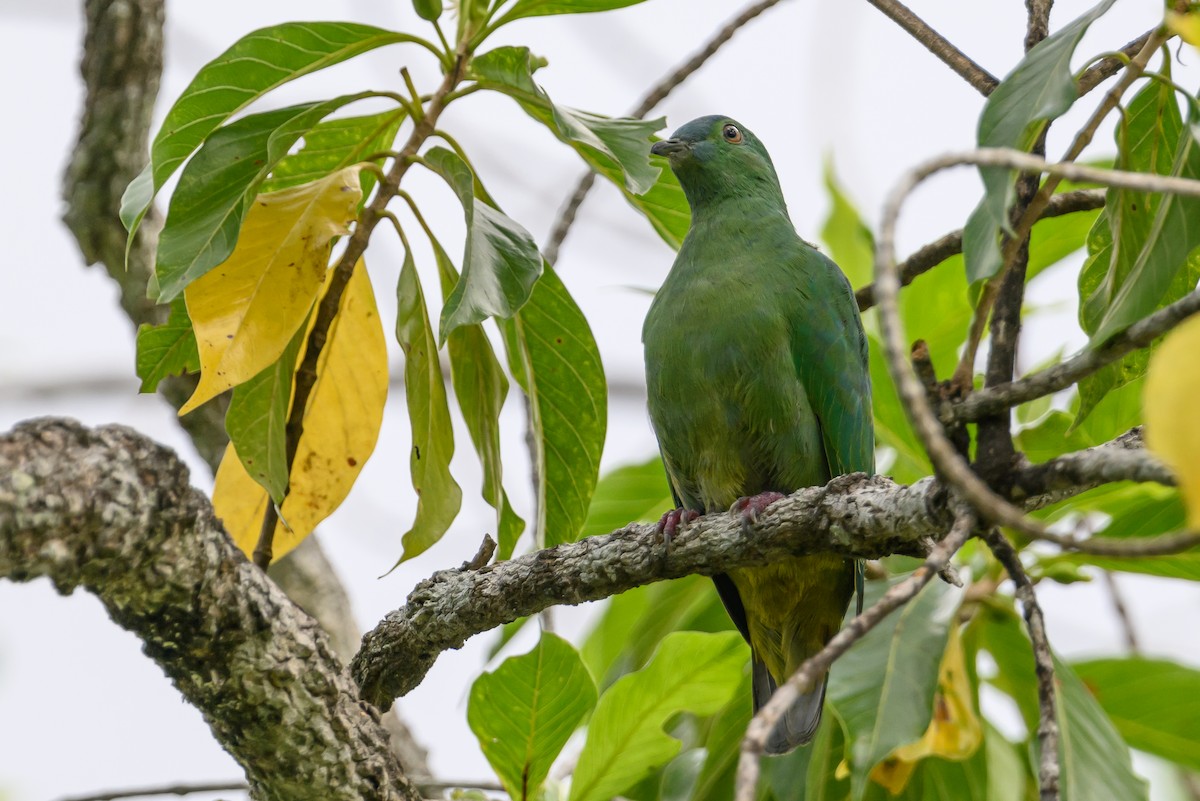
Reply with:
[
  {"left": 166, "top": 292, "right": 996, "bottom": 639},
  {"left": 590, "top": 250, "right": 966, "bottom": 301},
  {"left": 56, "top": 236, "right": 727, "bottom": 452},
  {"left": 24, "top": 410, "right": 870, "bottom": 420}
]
[
  {"left": 422, "top": 146, "right": 543, "bottom": 342},
  {"left": 962, "top": 0, "right": 1116, "bottom": 285},
  {"left": 468, "top": 633, "right": 596, "bottom": 801},
  {"left": 134, "top": 298, "right": 198, "bottom": 392},
  {"left": 395, "top": 240, "right": 463, "bottom": 563},
  {"left": 569, "top": 631, "right": 745, "bottom": 801},
  {"left": 828, "top": 577, "right": 961, "bottom": 800},
  {"left": 1073, "top": 657, "right": 1200, "bottom": 771},
  {"left": 501, "top": 265, "right": 606, "bottom": 549}
]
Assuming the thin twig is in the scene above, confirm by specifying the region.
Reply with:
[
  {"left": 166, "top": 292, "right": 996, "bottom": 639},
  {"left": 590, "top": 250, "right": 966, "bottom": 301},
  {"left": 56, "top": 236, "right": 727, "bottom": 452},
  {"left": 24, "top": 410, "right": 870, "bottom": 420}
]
[
  {"left": 854, "top": 189, "right": 1105, "bottom": 311},
  {"left": 1078, "top": 29, "right": 1159, "bottom": 96},
  {"left": 733, "top": 509, "right": 977, "bottom": 801},
  {"left": 253, "top": 46, "right": 471, "bottom": 569},
  {"left": 875, "top": 148, "right": 1200, "bottom": 536},
  {"left": 1039, "top": 528, "right": 1200, "bottom": 556},
  {"left": 864, "top": 0, "right": 998, "bottom": 95},
  {"left": 984, "top": 528, "right": 1058, "bottom": 801},
  {"left": 59, "top": 783, "right": 247, "bottom": 801},
  {"left": 542, "top": 0, "right": 785, "bottom": 263},
  {"left": 1102, "top": 570, "right": 1140, "bottom": 652},
  {"left": 954, "top": 285, "right": 1200, "bottom": 421}
]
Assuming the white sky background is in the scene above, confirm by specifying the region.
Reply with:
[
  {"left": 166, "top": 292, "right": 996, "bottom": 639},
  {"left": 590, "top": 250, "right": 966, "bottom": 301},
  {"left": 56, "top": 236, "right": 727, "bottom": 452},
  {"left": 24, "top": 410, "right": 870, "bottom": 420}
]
[{"left": 1, "top": 0, "right": 1198, "bottom": 798}]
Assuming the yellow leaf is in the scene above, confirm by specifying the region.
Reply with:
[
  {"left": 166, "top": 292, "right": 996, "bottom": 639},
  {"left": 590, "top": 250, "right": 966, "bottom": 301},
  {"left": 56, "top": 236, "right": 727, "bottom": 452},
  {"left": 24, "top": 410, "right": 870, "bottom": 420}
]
[
  {"left": 869, "top": 622, "right": 983, "bottom": 794},
  {"left": 211, "top": 260, "right": 388, "bottom": 560},
  {"left": 1145, "top": 313, "right": 1200, "bottom": 528},
  {"left": 179, "top": 166, "right": 364, "bottom": 415},
  {"left": 1167, "top": 9, "right": 1200, "bottom": 47}
]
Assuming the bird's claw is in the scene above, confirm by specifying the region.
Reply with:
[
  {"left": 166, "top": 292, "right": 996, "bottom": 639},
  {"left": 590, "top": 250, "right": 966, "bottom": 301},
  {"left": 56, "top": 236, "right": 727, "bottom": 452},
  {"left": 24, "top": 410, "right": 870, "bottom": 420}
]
[
  {"left": 655, "top": 507, "right": 699, "bottom": 548},
  {"left": 731, "top": 491, "right": 786, "bottom": 532}
]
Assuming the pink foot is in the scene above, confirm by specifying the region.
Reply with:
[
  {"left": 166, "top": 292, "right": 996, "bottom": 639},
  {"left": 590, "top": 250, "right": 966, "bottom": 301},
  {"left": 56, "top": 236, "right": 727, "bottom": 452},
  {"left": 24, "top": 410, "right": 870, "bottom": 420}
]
[
  {"left": 656, "top": 507, "right": 700, "bottom": 545},
  {"left": 731, "top": 491, "right": 786, "bottom": 528}
]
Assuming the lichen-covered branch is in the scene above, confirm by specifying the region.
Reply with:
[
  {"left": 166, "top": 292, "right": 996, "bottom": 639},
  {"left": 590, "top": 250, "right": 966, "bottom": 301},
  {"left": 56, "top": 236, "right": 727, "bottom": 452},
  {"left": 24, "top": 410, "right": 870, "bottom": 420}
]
[
  {"left": 0, "top": 419, "right": 420, "bottom": 801},
  {"left": 350, "top": 426, "right": 1172, "bottom": 709}
]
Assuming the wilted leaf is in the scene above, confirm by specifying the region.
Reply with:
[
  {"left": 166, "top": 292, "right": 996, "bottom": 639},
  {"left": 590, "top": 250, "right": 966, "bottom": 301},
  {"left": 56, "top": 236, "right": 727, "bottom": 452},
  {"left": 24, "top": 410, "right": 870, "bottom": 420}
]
[
  {"left": 468, "top": 633, "right": 596, "bottom": 801},
  {"left": 211, "top": 260, "right": 387, "bottom": 560},
  {"left": 962, "top": 0, "right": 1117, "bottom": 284},
  {"left": 135, "top": 298, "right": 198, "bottom": 392},
  {"left": 394, "top": 241, "right": 463, "bottom": 564},
  {"left": 179, "top": 166, "right": 363, "bottom": 415},
  {"left": 868, "top": 622, "right": 982, "bottom": 794},
  {"left": 827, "top": 576, "right": 961, "bottom": 800},
  {"left": 569, "top": 631, "right": 745, "bottom": 801},
  {"left": 154, "top": 94, "right": 377, "bottom": 301},
  {"left": 1144, "top": 308, "right": 1200, "bottom": 528},
  {"left": 421, "top": 146, "right": 543, "bottom": 342},
  {"left": 121, "top": 22, "right": 417, "bottom": 239}
]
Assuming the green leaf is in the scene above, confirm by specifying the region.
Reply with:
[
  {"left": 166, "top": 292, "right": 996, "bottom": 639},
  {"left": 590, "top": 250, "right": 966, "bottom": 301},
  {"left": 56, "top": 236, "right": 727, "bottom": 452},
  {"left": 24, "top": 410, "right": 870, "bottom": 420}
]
[
  {"left": 1027, "top": 198, "right": 1102, "bottom": 281},
  {"left": 962, "top": 0, "right": 1117, "bottom": 284},
  {"left": 1073, "top": 657, "right": 1200, "bottom": 772},
  {"left": 972, "top": 600, "right": 1148, "bottom": 801},
  {"left": 827, "top": 576, "right": 961, "bottom": 801},
  {"left": 689, "top": 673, "right": 752, "bottom": 801},
  {"left": 1015, "top": 375, "right": 1144, "bottom": 462},
  {"left": 395, "top": 242, "right": 463, "bottom": 563},
  {"left": 422, "top": 146, "right": 544, "bottom": 342},
  {"left": 569, "top": 631, "right": 745, "bottom": 801},
  {"left": 1085, "top": 84, "right": 1200, "bottom": 347},
  {"left": 121, "top": 22, "right": 421, "bottom": 239},
  {"left": 135, "top": 298, "right": 199, "bottom": 392},
  {"left": 581, "top": 577, "right": 730, "bottom": 692},
  {"left": 1074, "top": 80, "right": 1200, "bottom": 423},
  {"left": 634, "top": 157, "right": 691, "bottom": 250},
  {"left": 501, "top": 264, "right": 606, "bottom": 548},
  {"left": 262, "top": 109, "right": 406, "bottom": 193},
  {"left": 430, "top": 231, "right": 526, "bottom": 560},
  {"left": 225, "top": 325, "right": 304, "bottom": 503},
  {"left": 581, "top": 458, "right": 673, "bottom": 539},
  {"left": 821, "top": 160, "right": 876, "bottom": 291},
  {"left": 471, "top": 47, "right": 664, "bottom": 195},
  {"left": 494, "top": 0, "right": 652, "bottom": 25},
  {"left": 154, "top": 94, "right": 378, "bottom": 301},
  {"left": 468, "top": 633, "right": 597, "bottom": 801}
]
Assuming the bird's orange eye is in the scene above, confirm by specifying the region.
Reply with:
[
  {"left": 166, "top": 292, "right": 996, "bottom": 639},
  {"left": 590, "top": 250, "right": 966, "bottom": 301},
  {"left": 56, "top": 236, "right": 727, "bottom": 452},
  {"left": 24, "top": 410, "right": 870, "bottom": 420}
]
[{"left": 722, "top": 124, "right": 743, "bottom": 144}]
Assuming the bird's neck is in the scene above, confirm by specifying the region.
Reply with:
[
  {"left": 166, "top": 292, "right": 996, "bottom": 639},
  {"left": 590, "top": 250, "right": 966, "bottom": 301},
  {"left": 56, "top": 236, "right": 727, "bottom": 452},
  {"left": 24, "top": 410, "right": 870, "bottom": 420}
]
[
  {"left": 683, "top": 177, "right": 791, "bottom": 230},
  {"left": 686, "top": 194, "right": 794, "bottom": 237}
]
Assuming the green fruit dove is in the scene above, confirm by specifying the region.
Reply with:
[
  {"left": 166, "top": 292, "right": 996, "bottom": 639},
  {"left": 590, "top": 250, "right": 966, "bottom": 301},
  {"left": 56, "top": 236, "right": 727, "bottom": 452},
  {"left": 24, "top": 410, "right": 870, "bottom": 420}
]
[{"left": 643, "top": 115, "right": 873, "bottom": 754}]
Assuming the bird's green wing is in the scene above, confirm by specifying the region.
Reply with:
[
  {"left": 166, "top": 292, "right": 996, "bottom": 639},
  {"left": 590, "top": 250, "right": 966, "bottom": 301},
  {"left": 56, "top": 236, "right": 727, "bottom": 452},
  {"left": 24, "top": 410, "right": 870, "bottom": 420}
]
[{"left": 789, "top": 246, "right": 874, "bottom": 479}]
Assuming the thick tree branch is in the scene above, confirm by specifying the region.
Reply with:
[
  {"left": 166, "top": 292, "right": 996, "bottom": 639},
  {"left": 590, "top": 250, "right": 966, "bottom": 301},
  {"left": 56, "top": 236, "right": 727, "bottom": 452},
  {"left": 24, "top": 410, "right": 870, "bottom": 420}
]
[
  {"left": 350, "top": 427, "right": 1170, "bottom": 708},
  {"left": 0, "top": 419, "right": 419, "bottom": 801},
  {"left": 58, "top": 0, "right": 430, "bottom": 775}
]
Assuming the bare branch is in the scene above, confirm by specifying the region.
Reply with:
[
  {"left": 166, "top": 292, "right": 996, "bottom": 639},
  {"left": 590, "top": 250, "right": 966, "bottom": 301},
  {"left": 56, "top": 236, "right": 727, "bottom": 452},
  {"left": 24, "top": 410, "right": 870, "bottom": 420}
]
[
  {"left": 854, "top": 189, "right": 1104, "bottom": 311},
  {"left": 984, "top": 528, "right": 1059, "bottom": 801},
  {"left": 954, "top": 286, "right": 1200, "bottom": 421},
  {"left": 864, "top": 0, "right": 998, "bottom": 96},
  {"left": 1078, "top": 29, "right": 1159, "bottom": 96},
  {"left": 734, "top": 508, "right": 977, "bottom": 801},
  {"left": 543, "top": 0, "right": 785, "bottom": 263},
  {"left": 60, "top": 782, "right": 247, "bottom": 801},
  {"left": 0, "top": 419, "right": 420, "bottom": 801}
]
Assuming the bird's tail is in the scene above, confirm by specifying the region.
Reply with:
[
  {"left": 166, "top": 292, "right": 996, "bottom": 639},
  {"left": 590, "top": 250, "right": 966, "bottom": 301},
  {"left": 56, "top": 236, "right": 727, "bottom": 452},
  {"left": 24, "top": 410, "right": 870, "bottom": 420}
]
[{"left": 752, "top": 655, "right": 827, "bottom": 755}]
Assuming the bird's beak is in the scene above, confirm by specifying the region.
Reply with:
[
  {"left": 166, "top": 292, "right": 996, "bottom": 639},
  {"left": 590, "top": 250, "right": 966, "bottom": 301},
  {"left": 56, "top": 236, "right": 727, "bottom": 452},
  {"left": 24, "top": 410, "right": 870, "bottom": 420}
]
[{"left": 651, "top": 138, "right": 689, "bottom": 157}]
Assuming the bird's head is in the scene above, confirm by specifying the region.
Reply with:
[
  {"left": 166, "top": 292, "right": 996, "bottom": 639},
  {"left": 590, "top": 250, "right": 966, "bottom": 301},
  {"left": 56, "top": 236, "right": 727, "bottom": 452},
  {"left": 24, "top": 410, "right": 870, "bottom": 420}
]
[{"left": 651, "top": 115, "right": 785, "bottom": 212}]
